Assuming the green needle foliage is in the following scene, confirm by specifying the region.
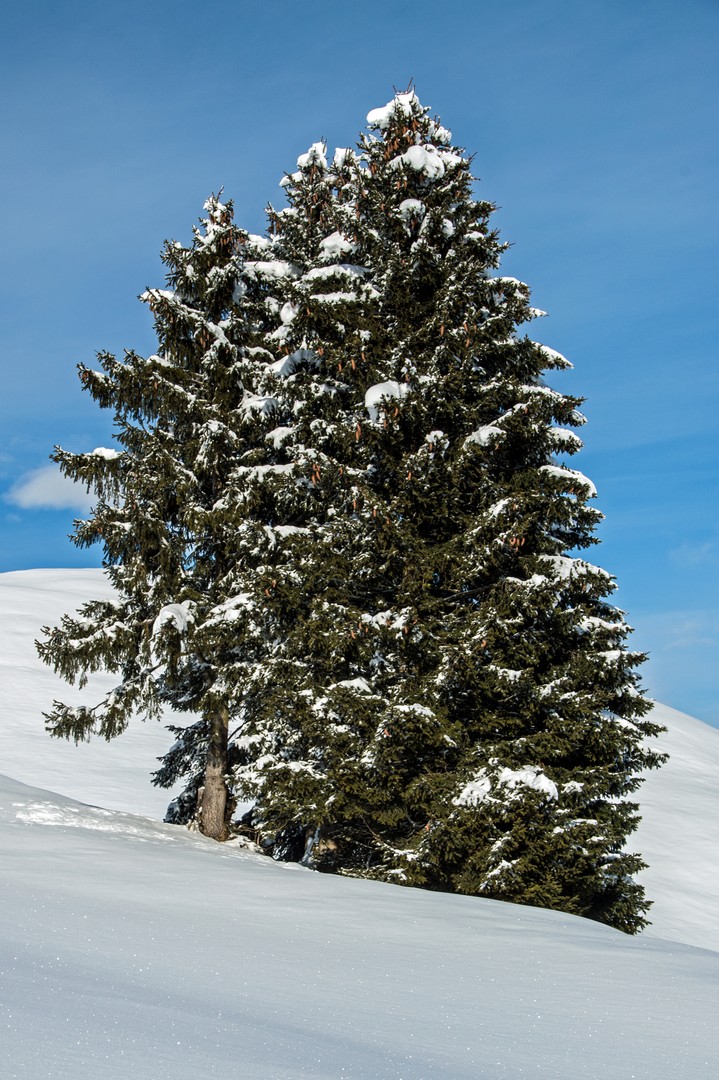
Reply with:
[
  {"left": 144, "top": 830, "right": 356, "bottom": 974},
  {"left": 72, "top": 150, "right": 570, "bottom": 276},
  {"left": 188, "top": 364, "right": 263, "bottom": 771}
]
[
  {"left": 39, "top": 92, "right": 664, "bottom": 932},
  {"left": 38, "top": 196, "right": 290, "bottom": 839}
]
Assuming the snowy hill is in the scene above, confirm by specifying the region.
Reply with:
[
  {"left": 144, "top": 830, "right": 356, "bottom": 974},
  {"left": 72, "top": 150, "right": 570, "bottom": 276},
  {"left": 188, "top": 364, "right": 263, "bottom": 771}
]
[
  {"left": 634, "top": 702, "right": 719, "bottom": 952},
  {"left": 0, "top": 569, "right": 177, "bottom": 817},
  {"left": 2, "top": 569, "right": 718, "bottom": 1078},
  {"left": 3, "top": 773, "right": 718, "bottom": 1080}
]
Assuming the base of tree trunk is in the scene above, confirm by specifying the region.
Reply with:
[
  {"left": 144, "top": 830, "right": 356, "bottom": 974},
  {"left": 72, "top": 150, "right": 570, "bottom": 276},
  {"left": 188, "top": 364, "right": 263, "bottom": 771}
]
[
  {"left": 199, "top": 768, "right": 229, "bottom": 841},
  {"left": 199, "top": 705, "right": 230, "bottom": 841}
]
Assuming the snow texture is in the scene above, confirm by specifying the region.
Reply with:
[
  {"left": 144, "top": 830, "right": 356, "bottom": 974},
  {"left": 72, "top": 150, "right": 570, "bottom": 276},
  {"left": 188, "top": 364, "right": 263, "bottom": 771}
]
[
  {"left": 397, "top": 145, "right": 443, "bottom": 177},
  {"left": 454, "top": 764, "right": 559, "bottom": 806},
  {"left": 89, "top": 446, "right": 121, "bottom": 460},
  {"left": 634, "top": 702, "right": 719, "bottom": 952},
  {"left": 536, "top": 343, "right": 572, "bottom": 369},
  {"left": 297, "top": 141, "right": 327, "bottom": 170},
  {"left": 0, "top": 570, "right": 180, "bottom": 816},
  {"left": 1, "top": 572, "right": 719, "bottom": 1080},
  {"left": 540, "top": 464, "right": 598, "bottom": 498},
  {"left": 465, "top": 424, "right": 504, "bottom": 447},
  {"left": 364, "top": 380, "right": 409, "bottom": 422},
  {"left": 398, "top": 198, "right": 425, "bottom": 220},
  {"left": 318, "top": 231, "right": 356, "bottom": 261},
  {"left": 1, "top": 771, "right": 717, "bottom": 1080},
  {"left": 366, "top": 91, "right": 420, "bottom": 130},
  {"left": 151, "top": 601, "right": 193, "bottom": 643},
  {"left": 269, "top": 348, "right": 320, "bottom": 378},
  {"left": 304, "top": 263, "right": 368, "bottom": 282}
]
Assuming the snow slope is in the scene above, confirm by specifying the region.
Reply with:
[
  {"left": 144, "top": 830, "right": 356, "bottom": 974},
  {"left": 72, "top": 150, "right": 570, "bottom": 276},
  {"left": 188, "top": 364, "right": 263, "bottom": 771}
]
[
  {"left": 2, "top": 569, "right": 719, "bottom": 1078},
  {"left": 634, "top": 702, "right": 719, "bottom": 951},
  {"left": 2, "top": 773, "right": 717, "bottom": 1080},
  {"left": 3, "top": 569, "right": 718, "bottom": 949},
  {"left": 0, "top": 569, "right": 177, "bottom": 817}
]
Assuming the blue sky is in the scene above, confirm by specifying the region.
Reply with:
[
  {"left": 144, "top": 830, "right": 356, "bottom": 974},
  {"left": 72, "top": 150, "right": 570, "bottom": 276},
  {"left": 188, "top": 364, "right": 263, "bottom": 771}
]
[{"left": 1, "top": 0, "right": 717, "bottom": 724}]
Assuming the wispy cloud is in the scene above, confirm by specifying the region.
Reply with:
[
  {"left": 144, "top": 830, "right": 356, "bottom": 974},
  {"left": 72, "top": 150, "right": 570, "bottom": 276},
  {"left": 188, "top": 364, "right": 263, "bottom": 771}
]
[
  {"left": 4, "top": 466, "right": 93, "bottom": 512},
  {"left": 670, "top": 539, "right": 718, "bottom": 567},
  {"left": 639, "top": 610, "right": 719, "bottom": 654}
]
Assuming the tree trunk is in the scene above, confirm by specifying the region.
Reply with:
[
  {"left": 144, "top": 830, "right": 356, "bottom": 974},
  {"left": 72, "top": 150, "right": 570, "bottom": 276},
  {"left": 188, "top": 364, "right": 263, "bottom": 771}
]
[{"left": 200, "top": 704, "right": 229, "bottom": 841}]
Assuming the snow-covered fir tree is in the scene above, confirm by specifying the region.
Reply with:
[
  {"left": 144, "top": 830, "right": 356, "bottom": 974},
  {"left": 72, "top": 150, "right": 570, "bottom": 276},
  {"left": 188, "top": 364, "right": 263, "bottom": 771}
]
[
  {"left": 223, "top": 91, "right": 665, "bottom": 932},
  {"left": 40, "top": 91, "right": 664, "bottom": 932},
  {"left": 37, "top": 196, "right": 298, "bottom": 840}
]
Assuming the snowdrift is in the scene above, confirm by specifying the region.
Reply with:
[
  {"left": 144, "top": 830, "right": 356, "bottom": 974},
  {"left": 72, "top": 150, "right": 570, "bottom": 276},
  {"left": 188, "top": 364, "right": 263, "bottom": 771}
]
[
  {"left": 2, "top": 772, "right": 717, "bottom": 1080},
  {"left": 2, "top": 569, "right": 718, "bottom": 1078}
]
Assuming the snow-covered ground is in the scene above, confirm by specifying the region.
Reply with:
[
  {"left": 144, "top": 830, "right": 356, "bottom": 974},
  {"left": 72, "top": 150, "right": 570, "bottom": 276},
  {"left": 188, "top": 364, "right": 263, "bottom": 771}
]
[
  {"left": 0, "top": 569, "right": 177, "bottom": 817},
  {"left": 634, "top": 702, "right": 719, "bottom": 952},
  {"left": 2, "top": 569, "right": 718, "bottom": 1078}
]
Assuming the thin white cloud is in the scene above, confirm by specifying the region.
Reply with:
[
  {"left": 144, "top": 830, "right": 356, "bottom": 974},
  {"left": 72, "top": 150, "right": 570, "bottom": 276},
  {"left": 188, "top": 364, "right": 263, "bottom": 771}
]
[
  {"left": 634, "top": 609, "right": 719, "bottom": 655},
  {"left": 5, "top": 465, "right": 94, "bottom": 512},
  {"left": 670, "top": 539, "right": 718, "bottom": 567}
]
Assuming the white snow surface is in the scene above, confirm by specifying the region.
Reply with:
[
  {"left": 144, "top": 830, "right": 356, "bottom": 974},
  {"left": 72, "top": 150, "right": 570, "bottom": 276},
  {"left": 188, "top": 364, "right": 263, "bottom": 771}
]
[
  {"left": 297, "top": 141, "right": 327, "bottom": 170},
  {"left": 634, "top": 702, "right": 719, "bottom": 952},
  {"left": 1, "top": 571, "right": 719, "bottom": 1078},
  {"left": 391, "top": 144, "right": 448, "bottom": 180},
  {"left": 318, "top": 230, "right": 356, "bottom": 260},
  {"left": 364, "top": 380, "right": 409, "bottom": 422},
  {"left": 398, "top": 197, "right": 425, "bottom": 219},
  {"left": 454, "top": 764, "right": 559, "bottom": 808},
  {"left": 0, "top": 570, "right": 181, "bottom": 817},
  {"left": 366, "top": 90, "right": 420, "bottom": 129},
  {"left": 535, "top": 343, "right": 572, "bottom": 369},
  {"left": 88, "top": 446, "right": 120, "bottom": 460},
  {"left": 151, "top": 601, "right": 194, "bottom": 643},
  {"left": 540, "top": 464, "right": 598, "bottom": 498},
  {"left": 465, "top": 423, "right": 504, "bottom": 447}
]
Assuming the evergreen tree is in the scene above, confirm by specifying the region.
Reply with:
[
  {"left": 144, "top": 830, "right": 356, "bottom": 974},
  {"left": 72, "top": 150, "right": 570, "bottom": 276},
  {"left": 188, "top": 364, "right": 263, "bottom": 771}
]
[
  {"left": 149, "top": 139, "right": 417, "bottom": 855},
  {"left": 227, "top": 91, "right": 665, "bottom": 933},
  {"left": 37, "top": 195, "right": 293, "bottom": 840},
  {"left": 40, "top": 92, "right": 665, "bottom": 932}
]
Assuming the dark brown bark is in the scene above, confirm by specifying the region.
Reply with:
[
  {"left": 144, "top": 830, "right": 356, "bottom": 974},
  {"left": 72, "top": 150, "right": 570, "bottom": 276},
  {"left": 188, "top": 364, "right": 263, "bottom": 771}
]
[{"left": 199, "top": 704, "right": 229, "bottom": 841}]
